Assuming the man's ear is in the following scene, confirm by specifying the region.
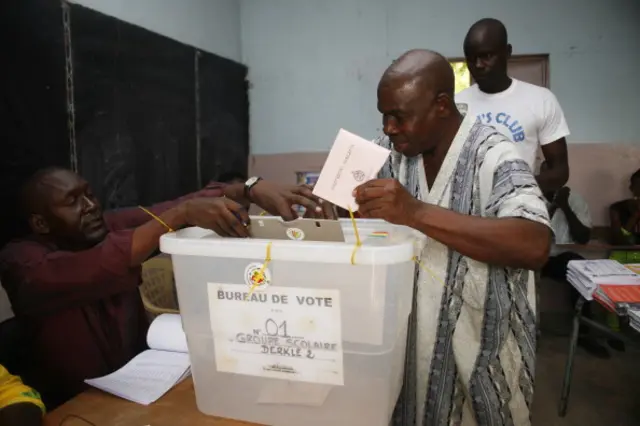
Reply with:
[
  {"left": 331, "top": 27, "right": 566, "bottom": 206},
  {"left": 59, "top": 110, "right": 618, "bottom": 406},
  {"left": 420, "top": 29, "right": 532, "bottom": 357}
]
[
  {"left": 28, "top": 214, "right": 50, "bottom": 235},
  {"left": 506, "top": 44, "right": 513, "bottom": 59},
  {"left": 436, "top": 93, "right": 454, "bottom": 118}
]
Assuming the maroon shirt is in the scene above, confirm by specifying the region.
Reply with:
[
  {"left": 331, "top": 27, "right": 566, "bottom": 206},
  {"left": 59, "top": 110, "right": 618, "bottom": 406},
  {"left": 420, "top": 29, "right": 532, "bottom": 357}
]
[{"left": 0, "top": 185, "right": 224, "bottom": 407}]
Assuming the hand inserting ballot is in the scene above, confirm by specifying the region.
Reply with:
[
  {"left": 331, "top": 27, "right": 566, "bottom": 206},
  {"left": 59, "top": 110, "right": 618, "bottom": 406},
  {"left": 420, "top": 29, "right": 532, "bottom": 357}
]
[
  {"left": 353, "top": 178, "right": 424, "bottom": 226},
  {"left": 182, "top": 197, "right": 250, "bottom": 238}
]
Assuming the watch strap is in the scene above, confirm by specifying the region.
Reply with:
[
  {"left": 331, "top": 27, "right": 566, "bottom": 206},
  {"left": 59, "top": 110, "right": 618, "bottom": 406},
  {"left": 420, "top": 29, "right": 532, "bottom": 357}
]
[{"left": 244, "top": 177, "right": 262, "bottom": 199}]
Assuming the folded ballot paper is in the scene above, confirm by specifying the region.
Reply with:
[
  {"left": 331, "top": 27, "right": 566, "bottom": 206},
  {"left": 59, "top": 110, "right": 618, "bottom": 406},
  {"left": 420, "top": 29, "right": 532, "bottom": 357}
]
[
  {"left": 313, "top": 129, "right": 391, "bottom": 211},
  {"left": 85, "top": 314, "right": 190, "bottom": 405}
]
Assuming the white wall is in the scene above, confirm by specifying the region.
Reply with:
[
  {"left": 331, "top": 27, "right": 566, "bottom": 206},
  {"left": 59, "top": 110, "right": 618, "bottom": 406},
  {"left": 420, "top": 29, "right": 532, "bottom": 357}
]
[
  {"left": 71, "top": 0, "right": 242, "bottom": 62},
  {"left": 242, "top": 0, "right": 640, "bottom": 155}
]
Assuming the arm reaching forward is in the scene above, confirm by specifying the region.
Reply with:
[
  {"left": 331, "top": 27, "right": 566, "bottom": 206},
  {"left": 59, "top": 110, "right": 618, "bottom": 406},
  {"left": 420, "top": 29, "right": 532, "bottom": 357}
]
[
  {"left": 355, "top": 179, "right": 550, "bottom": 270},
  {"left": 355, "top": 143, "right": 551, "bottom": 270},
  {"left": 0, "top": 197, "right": 251, "bottom": 316}
]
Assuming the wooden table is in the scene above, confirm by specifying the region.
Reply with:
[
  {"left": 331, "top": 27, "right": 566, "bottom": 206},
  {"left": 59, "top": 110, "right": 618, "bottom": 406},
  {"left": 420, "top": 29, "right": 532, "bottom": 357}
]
[{"left": 45, "top": 378, "right": 261, "bottom": 426}]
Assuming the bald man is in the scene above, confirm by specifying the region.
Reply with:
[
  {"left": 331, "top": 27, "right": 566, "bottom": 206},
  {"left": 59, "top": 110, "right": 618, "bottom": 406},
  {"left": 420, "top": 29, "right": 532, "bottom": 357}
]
[
  {"left": 456, "top": 18, "right": 570, "bottom": 192},
  {"left": 353, "top": 49, "right": 550, "bottom": 425}
]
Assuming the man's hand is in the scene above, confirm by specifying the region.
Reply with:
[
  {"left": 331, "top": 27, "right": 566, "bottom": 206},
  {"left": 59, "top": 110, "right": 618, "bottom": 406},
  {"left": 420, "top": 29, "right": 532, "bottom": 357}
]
[
  {"left": 183, "top": 197, "right": 250, "bottom": 238},
  {"left": 303, "top": 199, "right": 339, "bottom": 220},
  {"left": 250, "top": 181, "right": 325, "bottom": 221},
  {"left": 554, "top": 186, "right": 571, "bottom": 209},
  {"left": 353, "top": 178, "right": 423, "bottom": 225}
]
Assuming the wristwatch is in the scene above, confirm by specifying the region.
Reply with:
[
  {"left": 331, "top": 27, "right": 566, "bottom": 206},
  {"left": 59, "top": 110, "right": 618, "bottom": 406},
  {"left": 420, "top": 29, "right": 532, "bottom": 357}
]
[{"left": 244, "top": 176, "right": 263, "bottom": 200}]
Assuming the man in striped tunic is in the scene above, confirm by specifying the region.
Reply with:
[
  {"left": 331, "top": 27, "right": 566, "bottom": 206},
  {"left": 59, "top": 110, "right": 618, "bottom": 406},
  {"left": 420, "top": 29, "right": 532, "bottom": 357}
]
[{"left": 354, "top": 49, "right": 551, "bottom": 425}]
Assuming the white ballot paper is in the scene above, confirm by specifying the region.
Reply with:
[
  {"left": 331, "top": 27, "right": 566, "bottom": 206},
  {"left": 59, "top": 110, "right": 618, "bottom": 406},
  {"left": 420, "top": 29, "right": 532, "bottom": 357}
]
[
  {"left": 85, "top": 314, "right": 190, "bottom": 405},
  {"left": 313, "top": 129, "right": 391, "bottom": 210}
]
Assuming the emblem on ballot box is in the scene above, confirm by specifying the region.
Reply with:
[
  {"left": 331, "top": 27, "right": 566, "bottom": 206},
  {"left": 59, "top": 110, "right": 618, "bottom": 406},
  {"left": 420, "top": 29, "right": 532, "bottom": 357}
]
[
  {"left": 244, "top": 262, "right": 271, "bottom": 290},
  {"left": 285, "top": 227, "right": 305, "bottom": 241}
]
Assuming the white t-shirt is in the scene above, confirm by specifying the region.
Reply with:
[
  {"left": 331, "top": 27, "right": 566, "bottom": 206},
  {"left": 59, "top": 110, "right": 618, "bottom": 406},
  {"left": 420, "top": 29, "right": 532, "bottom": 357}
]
[
  {"left": 455, "top": 79, "right": 570, "bottom": 170},
  {"left": 549, "top": 190, "right": 592, "bottom": 255}
]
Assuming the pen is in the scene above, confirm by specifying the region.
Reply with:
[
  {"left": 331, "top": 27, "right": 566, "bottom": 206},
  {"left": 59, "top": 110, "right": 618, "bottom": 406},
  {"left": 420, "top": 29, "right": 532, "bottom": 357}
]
[{"left": 233, "top": 209, "right": 250, "bottom": 227}]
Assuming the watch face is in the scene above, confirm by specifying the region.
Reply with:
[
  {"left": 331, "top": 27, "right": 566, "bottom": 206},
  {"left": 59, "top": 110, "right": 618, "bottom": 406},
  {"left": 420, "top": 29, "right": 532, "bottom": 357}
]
[{"left": 245, "top": 177, "right": 259, "bottom": 186}]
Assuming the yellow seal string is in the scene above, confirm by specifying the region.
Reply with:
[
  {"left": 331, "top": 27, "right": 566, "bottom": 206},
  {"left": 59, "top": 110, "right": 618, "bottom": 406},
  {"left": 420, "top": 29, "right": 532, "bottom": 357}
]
[
  {"left": 138, "top": 206, "right": 174, "bottom": 232},
  {"left": 411, "top": 241, "right": 479, "bottom": 309},
  {"left": 413, "top": 253, "right": 445, "bottom": 287},
  {"left": 348, "top": 216, "right": 451, "bottom": 293},
  {"left": 348, "top": 207, "right": 362, "bottom": 265},
  {"left": 260, "top": 211, "right": 267, "bottom": 216},
  {"left": 247, "top": 241, "right": 273, "bottom": 298}
]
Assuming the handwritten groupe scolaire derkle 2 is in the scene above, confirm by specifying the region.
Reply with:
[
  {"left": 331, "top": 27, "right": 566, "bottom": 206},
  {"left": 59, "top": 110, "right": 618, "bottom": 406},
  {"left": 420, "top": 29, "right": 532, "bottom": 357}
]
[{"left": 312, "top": 129, "right": 391, "bottom": 211}]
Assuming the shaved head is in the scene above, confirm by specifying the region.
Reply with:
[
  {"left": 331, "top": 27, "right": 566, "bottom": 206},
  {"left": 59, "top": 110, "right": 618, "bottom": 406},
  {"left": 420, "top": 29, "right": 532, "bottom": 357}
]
[
  {"left": 465, "top": 18, "right": 508, "bottom": 48},
  {"left": 376, "top": 49, "right": 462, "bottom": 158},
  {"left": 463, "top": 18, "right": 512, "bottom": 93},
  {"left": 381, "top": 49, "right": 455, "bottom": 100}
]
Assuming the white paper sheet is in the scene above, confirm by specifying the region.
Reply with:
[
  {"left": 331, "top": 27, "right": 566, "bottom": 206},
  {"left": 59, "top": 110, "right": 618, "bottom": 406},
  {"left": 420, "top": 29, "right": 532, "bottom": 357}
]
[
  {"left": 85, "top": 350, "right": 191, "bottom": 405},
  {"left": 567, "top": 259, "right": 640, "bottom": 301},
  {"left": 313, "top": 129, "right": 390, "bottom": 210},
  {"left": 147, "top": 313, "right": 188, "bottom": 353},
  {"left": 85, "top": 314, "right": 191, "bottom": 405},
  {"left": 209, "top": 284, "right": 344, "bottom": 386},
  {"left": 569, "top": 259, "right": 640, "bottom": 285}
]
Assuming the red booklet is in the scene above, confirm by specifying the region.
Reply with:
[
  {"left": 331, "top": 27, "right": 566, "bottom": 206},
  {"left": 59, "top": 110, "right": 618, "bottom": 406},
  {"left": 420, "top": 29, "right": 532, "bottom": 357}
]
[{"left": 598, "top": 285, "right": 640, "bottom": 304}]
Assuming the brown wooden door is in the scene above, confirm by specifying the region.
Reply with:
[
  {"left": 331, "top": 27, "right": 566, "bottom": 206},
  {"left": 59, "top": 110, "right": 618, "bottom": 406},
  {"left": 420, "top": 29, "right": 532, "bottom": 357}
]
[{"left": 508, "top": 55, "right": 549, "bottom": 88}]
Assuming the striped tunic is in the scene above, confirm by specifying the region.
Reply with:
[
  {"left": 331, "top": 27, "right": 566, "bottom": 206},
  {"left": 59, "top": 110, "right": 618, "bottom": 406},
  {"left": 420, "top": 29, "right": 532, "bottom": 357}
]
[{"left": 377, "top": 113, "right": 550, "bottom": 426}]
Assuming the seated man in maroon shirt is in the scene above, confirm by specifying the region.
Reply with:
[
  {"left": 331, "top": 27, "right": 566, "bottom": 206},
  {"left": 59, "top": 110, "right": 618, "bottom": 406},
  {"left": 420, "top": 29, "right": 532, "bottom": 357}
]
[{"left": 0, "top": 167, "right": 323, "bottom": 408}]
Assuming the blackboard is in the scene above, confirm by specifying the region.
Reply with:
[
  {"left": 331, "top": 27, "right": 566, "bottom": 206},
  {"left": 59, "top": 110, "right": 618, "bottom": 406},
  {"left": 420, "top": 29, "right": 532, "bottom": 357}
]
[
  {"left": 0, "top": 0, "right": 69, "bottom": 245},
  {"left": 69, "top": 3, "right": 249, "bottom": 208},
  {"left": 71, "top": 4, "right": 196, "bottom": 208},
  {"left": 198, "top": 52, "right": 250, "bottom": 186},
  {"left": 0, "top": 1, "right": 250, "bottom": 248}
]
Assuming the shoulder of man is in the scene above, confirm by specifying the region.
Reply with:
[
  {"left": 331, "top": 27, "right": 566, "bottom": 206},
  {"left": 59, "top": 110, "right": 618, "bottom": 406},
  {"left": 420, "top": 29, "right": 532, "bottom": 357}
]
[
  {"left": 454, "top": 84, "right": 478, "bottom": 102},
  {"left": 472, "top": 124, "right": 537, "bottom": 181},
  {"left": 464, "top": 121, "right": 531, "bottom": 176},
  {"left": 513, "top": 79, "right": 559, "bottom": 104},
  {"left": 471, "top": 120, "right": 513, "bottom": 151},
  {"left": 0, "top": 237, "right": 51, "bottom": 271},
  {"left": 513, "top": 79, "right": 566, "bottom": 129}
]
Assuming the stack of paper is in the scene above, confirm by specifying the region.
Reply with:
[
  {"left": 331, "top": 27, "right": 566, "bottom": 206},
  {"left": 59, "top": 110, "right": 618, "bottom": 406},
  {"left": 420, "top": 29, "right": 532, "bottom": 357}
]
[
  {"left": 85, "top": 314, "right": 190, "bottom": 405},
  {"left": 566, "top": 259, "right": 640, "bottom": 301}
]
